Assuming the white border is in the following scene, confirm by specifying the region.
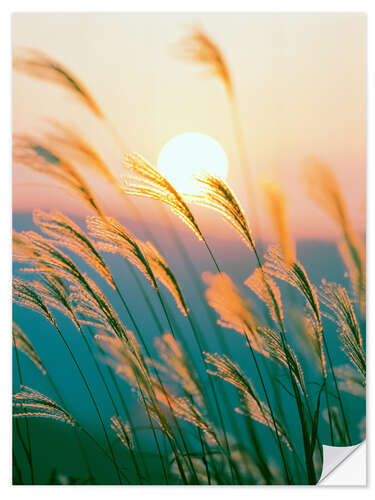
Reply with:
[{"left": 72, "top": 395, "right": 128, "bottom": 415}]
[{"left": 1, "top": 1, "right": 372, "bottom": 497}]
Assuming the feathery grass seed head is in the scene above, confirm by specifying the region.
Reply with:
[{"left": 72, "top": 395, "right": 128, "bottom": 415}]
[
  {"left": 12, "top": 322, "right": 46, "bottom": 374},
  {"left": 187, "top": 173, "right": 254, "bottom": 249},
  {"left": 13, "top": 48, "right": 103, "bottom": 117},
  {"left": 176, "top": 28, "right": 233, "bottom": 96},
  {"left": 122, "top": 153, "right": 203, "bottom": 240},
  {"left": 13, "top": 386, "right": 76, "bottom": 426}
]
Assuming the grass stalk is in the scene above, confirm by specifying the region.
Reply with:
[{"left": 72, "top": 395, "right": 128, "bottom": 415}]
[
  {"left": 13, "top": 451, "right": 23, "bottom": 484},
  {"left": 90, "top": 335, "right": 152, "bottom": 483},
  {"left": 228, "top": 96, "right": 265, "bottom": 255},
  {"left": 321, "top": 334, "right": 352, "bottom": 445},
  {"left": 12, "top": 337, "right": 34, "bottom": 484},
  {"left": 44, "top": 370, "right": 96, "bottom": 483},
  {"left": 111, "top": 278, "right": 197, "bottom": 483},
  {"left": 250, "top": 244, "right": 317, "bottom": 483},
  {"left": 244, "top": 335, "right": 292, "bottom": 484},
  {"left": 113, "top": 280, "right": 198, "bottom": 476},
  {"left": 53, "top": 322, "right": 123, "bottom": 484},
  {"left": 76, "top": 322, "right": 144, "bottom": 483}
]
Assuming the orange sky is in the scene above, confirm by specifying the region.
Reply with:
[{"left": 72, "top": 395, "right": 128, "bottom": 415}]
[{"left": 12, "top": 13, "right": 366, "bottom": 241}]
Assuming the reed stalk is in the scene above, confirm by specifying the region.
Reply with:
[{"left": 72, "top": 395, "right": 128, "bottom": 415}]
[{"left": 12, "top": 341, "right": 34, "bottom": 484}]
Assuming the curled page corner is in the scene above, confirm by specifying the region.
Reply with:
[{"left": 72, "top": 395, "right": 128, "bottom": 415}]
[{"left": 318, "top": 441, "right": 366, "bottom": 485}]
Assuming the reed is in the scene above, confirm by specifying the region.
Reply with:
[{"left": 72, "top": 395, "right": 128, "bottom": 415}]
[
  {"left": 261, "top": 179, "right": 296, "bottom": 265},
  {"left": 13, "top": 37, "right": 365, "bottom": 485},
  {"left": 304, "top": 159, "right": 365, "bottom": 315},
  {"left": 176, "top": 28, "right": 264, "bottom": 247},
  {"left": 13, "top": 154, "right": 365, "bottom": 482},
  {"left": 13, "top": 135, "right": 103, "bottom": 216}
]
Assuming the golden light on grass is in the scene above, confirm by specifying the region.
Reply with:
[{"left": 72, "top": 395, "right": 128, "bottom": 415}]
[
  {"left": 13, "top": 48, "right": 104, "bottom": 119},
  {"left": 261, "top": 179, "right": 296, "bottom": 265},
  {"left": 176, "top": 28, "right": 233, "bottom": 96},
  {"left": 12, "top": 322, "right": 46, "bottom": 375},
  {"left": 303, "top": 158, "right": 365, "bottom": 314},
  {"left": 13, "top": 386, "right": 76, "bottom": 426},
  {"left": 12, "top": 16, "right": 365, "bottom": 486},
  {"left": 157, "top": 133, "right": 228, "bottom": 194}
]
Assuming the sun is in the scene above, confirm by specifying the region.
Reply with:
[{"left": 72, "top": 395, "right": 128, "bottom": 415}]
[{"left": 157, "top": 133, "right": 228, "bottom": 194}]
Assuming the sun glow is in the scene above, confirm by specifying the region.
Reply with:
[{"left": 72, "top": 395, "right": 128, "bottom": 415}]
[{"left": 157, "top": 133, "right": 228, "bottom": 194}]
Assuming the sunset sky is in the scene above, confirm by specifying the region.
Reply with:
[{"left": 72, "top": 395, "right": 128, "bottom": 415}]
[{"left": 12, "top": 13, "right": 366, "bottom": 241}]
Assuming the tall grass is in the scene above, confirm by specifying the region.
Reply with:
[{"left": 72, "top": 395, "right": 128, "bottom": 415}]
[
  {"left": 176, "top": 28, "right": 264, "bottom": 248},
  {"left": 12, "top": 32, "right": 365, "bottom": 485}
]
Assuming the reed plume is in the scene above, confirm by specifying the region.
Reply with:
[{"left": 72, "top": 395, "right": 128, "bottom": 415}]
[
  {"left": 13, "top": 277, "right": 57, "bottom": 327},
  {"left": 298, "top": 313, "right": 327, "bottom": 378},
  {"left": 205, "top": 352, "right": 256, "bottom": 396},
  {"left": 89, "top": 214, "right": 237, "bottom": 472},
  {"left": 13, "top": 48, "right": 103, "bottom": 118},
  {"left": 202, "top": 271, "right": 267, "bottom": 357},
  {"left": 141, "top": 389, "right": 176, "bottom": 442},
  {"left": 338, "top": 239, "right": 366, "bottom": 314},
  {"left": 320, "top": 282, "right": 365, "bottom": 380},
  {"left": 110, "top": 417, "right": 133, "bottom": 450},
  {"left": 245, "top": 268, "right": 283, "bottom": 325},
  {"left": 13, "top": 135, "right": 102, "bottom": 215},
  {"left": 33, "top": 209, "right": 114, "bottom": 287},
  {"left": 98, "top": 330, "right": 201, "bottom": 436},
  {"left": 264, "top": 246, "right": 327, "bottom": 374},
  {"left": 153, "top": 333, "right": 201, "bottom": 403},
  {"left": 187, "top": 173, "right": 255, "bottom": 250},
  {"left": 265, "top": 246, "right": 321, "bottom": 323},
  {"left": 13, "top": 231, "right": 116, "bottom": 333},
  {"left": 15, "top": 228, "right": 131, "bottom": 343},
  {"left": 13, "top": 230, "right": 90, "bottom": 285},
  {"left": 44, "top": 121, "right": 117, "bottom": 185},
  {"left": 122, "top": 153, "right": 203, "bottom": 240},
  {"left": 88, "top": 215, "right": 188, "bottom": 315},
  {"left": 257, "top": 327, "right": 306, "bottom": 393},
  {"left": 87, "top": 215, "right": 157, "bottom": 286},
  {"left": 304, "top": 158, "right": 365, "bottom": 312},
  {"left": 98, "top": 331, "right": 193, "bottom": 474},
  {"left": 33, "top": 275, "right": 81, "bottom": 329},
  {"left": 14, "top": 228, "right": 129, "bottom": 346},
  {"left": 237, "top": 393, "right": 291, "bottom": 451},
  {"left": 176, "top": 27, "right": 232, "bottom": 96},
  {"left": 261, "top": 179, "right": 295, "bottom": 264},
  {"left": 12, "top": 322, "right": 46, "bottom": 375},
  {"left": 142, "top": 242, "right": 189, "bottom": 316},
  {"left": 13, "top": 274, "right": 125, "bottom": 481},
  {"left": 205, "top": 351, "right": 293, "bottom": 465},
  {"left": 203, "top": 273, "right": 293, "bottom": 482},
  {"left": 95, "top": 331, "right": 150, "bottom": 388},
  {"left": 304, "top": 158, "right": 352, "bottom": 231},
  {"left": 161, "top": 395, "right": 216, "bottom": 444},
  {"left": 70, "top": 277, "right": 126, "bottom": 338},
  {"left": 98, "top": 330, "right": 173, "bottom": 481},
  {"left": 334, "top": 365, "right": 365, "bottom": 398},
  {"left": 13, "top": 386, "right": 76, "bottom": 426},
  {"left": 265, "top": 246, "right": 353, "bottom": 445}
]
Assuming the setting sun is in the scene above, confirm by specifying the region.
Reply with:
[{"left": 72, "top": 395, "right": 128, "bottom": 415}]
[{"left": 157, "top": 133, "right": 228, "bottom": 193}]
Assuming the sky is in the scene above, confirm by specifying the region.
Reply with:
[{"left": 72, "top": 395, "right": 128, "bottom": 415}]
[{"left": 12, "top": 13, "right": 366, "bottom": 241}]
